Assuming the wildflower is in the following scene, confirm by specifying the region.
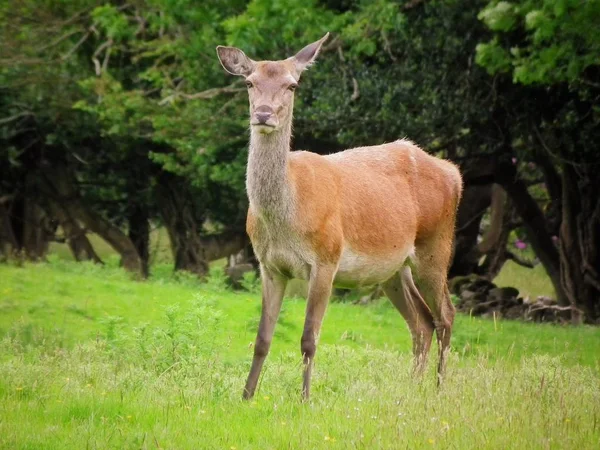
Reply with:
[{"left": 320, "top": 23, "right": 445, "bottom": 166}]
[
  {"left": 564, "top": 418, "right": 571, "bottom": 423},
  {"left": 200, "top": 410, "right": 206, "bottom": 414},
  {"left": 263, "top": 395, "right": 270, "bottom": 400},
  {"left": 514, "top": 239, "right": 527, "bottom": 250},
  {"left": 324, "top": 436, "right": 336, "bottom": 442},
  {"left": 15, "top": 387, "right": 23, "bottom": 391},
  {"left": 512, "top": 157, "right": 517, "bottom": 165},
  {"left": 230, "top": 447, "right": 237, "bottom": 450},
  {"left": 126, "top": 415, "right": 132, "bottom": 420},
  {"left": 428, "top": 438, "right": 435, "bottom": 444},
  {"left": 281, "top": 421, "right": 286, "bottom": 426}
]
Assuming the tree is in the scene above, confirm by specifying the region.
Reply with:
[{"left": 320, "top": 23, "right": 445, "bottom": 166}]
[{"left": 476, "top": 0, "right": 600, "bottom": 321}]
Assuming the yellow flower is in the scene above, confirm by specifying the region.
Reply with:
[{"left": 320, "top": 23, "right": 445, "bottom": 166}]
[
  {"left": 263, "top": 396, "right": 270, "bottom": 400},
  {"left": 428, "top": 438, "right": 435, "bottom": 445},
  {"left": 230, "top": 447, "right": 237, "bottom": 450},
  {"left": 324, "top": 436, "right": 336, "bottom": 442},
  {"left": 564, "top": 418, "right": 571, "bottom": 423},
  {"left": 15, "top": 387, "right": 23, "bottom": 391}
]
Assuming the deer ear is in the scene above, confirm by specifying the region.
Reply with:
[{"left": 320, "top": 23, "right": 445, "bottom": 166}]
[
  {"left": 291, "top": 32, "right": 330, "bottom": 74},
  {"left": 216, "top": 46, "right": 255, "bottom": 77}
]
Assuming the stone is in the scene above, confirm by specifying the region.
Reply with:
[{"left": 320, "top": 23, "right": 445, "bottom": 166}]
[
  {"left": 488, "top": 287, "right": 520, "bottom": 301},
  {"left": 225, "top": 263, "right": 256, "bottom": 289}
]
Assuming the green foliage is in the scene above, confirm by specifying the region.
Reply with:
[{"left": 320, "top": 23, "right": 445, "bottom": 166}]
[
  {"left": 477, "top": 0, "right": 600, "bottom": 85},
  {"left": 240, "top": 270, "right": 260, "bottom": 293}
]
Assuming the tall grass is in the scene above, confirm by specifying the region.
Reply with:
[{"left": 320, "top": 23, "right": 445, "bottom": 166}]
[{"left": 0, "top": 261, "right": 598, "bottom": 449}]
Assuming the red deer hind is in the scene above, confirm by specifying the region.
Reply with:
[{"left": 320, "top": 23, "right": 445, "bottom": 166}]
[{"left": 216, "top": 33, "right": 463, "bottom": 400}]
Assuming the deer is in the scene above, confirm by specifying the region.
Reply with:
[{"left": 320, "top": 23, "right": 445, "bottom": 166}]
[{"left": 216, "top": 33, "right": 463, "bottom": 400}]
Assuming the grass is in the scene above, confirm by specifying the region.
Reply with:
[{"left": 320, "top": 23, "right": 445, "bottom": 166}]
[
  {"left": 1, "top": 260, "right": 599, "bottom": 449},
  {"left": 494, "top": 260, "right": 555, "bottom": 300}
]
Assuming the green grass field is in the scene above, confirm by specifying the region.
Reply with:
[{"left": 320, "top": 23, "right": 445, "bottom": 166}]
[{"left": 1, "top": 260, "right": 599, "bottom": 449}]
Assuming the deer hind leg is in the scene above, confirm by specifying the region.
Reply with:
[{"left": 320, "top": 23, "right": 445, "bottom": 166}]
[
  {"left": 383, "top": 267, "right": 435, "bottom": 375},
  {"left": 414, "top": 235, "right": 456, "bottom": 385},
  {"left": 243, "top": 265, "right": 287, "bottom": 399},
  {"left": 301, "top": 264, "right": 336, "bottom": 401}
]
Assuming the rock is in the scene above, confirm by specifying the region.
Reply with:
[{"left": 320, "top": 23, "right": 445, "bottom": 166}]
[
  {"left": 469, "top": 277, "right": 497, "bottom": 294},
  {"left": 459, "top": 290, "right": 488, "bottom": 304},
  {"left": 504, "top": 305, "right": 525, "bottom": 320},
  {"left": 488, "top": 287, "right": 519, "bottom": 301},
  {"left": 225, "top": 263, "right": 255, "bottom": 289},
  {"left": 449, "top": 275, "right": 478, "bottom": 295}
]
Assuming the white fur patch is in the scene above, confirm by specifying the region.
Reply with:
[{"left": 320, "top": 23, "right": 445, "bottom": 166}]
[{"left": 334, "top": 245, "right": 412, "bottom": 288}]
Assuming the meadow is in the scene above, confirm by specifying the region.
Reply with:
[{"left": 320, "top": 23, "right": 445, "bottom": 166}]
[{"left": 1, "top": 257, "right": 599, "bottom": 449}]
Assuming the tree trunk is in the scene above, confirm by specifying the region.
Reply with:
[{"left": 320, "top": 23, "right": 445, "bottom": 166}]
[
  {"left": 495, "top": 160, "right": 569, "bottom": 308},
  {"left": 202, "top": 230, "right": 249, "bottom": 263},
  {"left": 0, "top": 200, "right": 19, "bottom": 260},
  {"left": 558, "top": 164, "right": 600, "bottom": 323},
  {"left": 46, "top": 199, "right": 103, "bottom": 264},
  {"left": 155, "top": 173, "right": 249, "bottom": 277},
  {"left": 477, "top": 189, "right": 526, "bottom": 280},
  {"left": 155, "top": 174, "right": 209, "bottom": 276},
  {"left": 42, "top": 165, "right": 143, "bottom": 277},
  {"left": 449, "top": 183, "right": 492, "bottom": 276},
  {"left": 127, "top": 204, "right": 149, "bottom": 278}
]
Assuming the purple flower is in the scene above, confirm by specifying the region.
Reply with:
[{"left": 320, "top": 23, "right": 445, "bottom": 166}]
[
  {"left": 512, "top": 157, "right": 517, "bottom": 165},
  {"left": 515, "top": 239, "right": 527, "bottom": 250}
]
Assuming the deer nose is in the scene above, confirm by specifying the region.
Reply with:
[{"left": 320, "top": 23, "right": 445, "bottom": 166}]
[{"left": 254, "top": 105, "right": 274, "bottom": 124}]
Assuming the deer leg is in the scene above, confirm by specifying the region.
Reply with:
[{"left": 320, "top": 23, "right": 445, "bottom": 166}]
[
  {"left": 301, "top": 264, "right": 336, "bottom": 400},
  {"left": 243, "top": 266, "right": 287, "bottom": 399},
  {"left": 414, "top": 239, "right": 455, "bottom": 385},
  {"left": 383, "top": 267, "right": 435, "bottom": 375}
]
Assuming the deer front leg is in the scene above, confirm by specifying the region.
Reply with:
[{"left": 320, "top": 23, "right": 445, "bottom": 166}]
[
  {"left": 243, "top": 266, "right": 287, "bottom": 399},
  {"left": 301, "top": 264, "right": 336, "bottom": 400}
]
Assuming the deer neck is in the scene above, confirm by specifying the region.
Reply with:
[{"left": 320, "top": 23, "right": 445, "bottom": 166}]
[{"left": 247, "top": 121, "right": 294, "bottom": 222}]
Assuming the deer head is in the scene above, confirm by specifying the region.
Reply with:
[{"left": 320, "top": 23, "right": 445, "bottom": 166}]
[{"left": 216, "top": 33, "right": 329, "bottom": 135}]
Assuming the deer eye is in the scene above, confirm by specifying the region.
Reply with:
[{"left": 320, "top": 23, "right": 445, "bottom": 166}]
[
  {"left": 288, "top": 83, "right": 298, "bottom": 92},
  {"left": 246, "top": 80, "right": 253, "bottom": 88}
]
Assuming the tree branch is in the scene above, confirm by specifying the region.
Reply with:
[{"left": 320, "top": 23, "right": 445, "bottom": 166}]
[
  {"left": 61, "top": 29, "right": 92, "bottom": 60},
  {"left": 159, "top": 83, "right": 244, "bottom": 105},
  {"left": 0, "top": 111, "right": 34, "bottom": 125},
  {"left": 505, "top": 251, "right": 535, "bottom": 268},
  {"left": 92, "top": 39, "right": 113, "bottom": 75}
]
